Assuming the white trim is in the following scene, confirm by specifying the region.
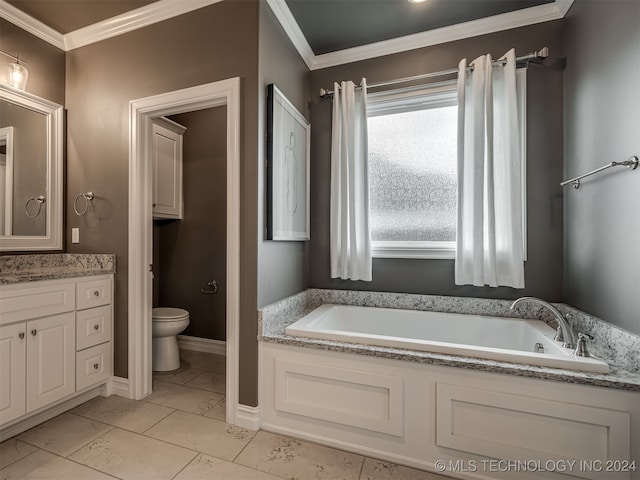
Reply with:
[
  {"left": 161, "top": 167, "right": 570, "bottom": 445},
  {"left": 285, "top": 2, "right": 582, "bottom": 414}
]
[
  {"left": 269, "top": 0, "right": 574, "bottom": 71},
  {"left": 0, "top": 85, "right": 63, "bottom": 251},
  {"left": 0, "top": 126, "right": 14, "bottom": 236},
  {"left": 64, "top": 0, "right": 223, "bottom": 51},
  {"left": 105, "top": 376, "right": 130, "bottom": 398},
  {"left": 264, "top": 0, "right": 315, "bottom": 70},
  {"left": 235, "top": 404, "right": 261, "bottom": 431},
  {"left": 0, "top": 387, "right": 103, "bottom": 441},
  {"left": 0, "top": 0, "right": 65, "bottom": 50},
  {"left": 0, "top": 0, "right": 222, "bottom": 52},
  {"left": 177, "top": 335, "right": 226, "bottom": 356},
  {"left": 372, "top": 241, "right": 456, "bottom": 260},
  {"left": 2, "top": 0, "right": 573, "bottom": 61},
  {"left": 128, "top": 78, "right": 241, "bottom": 426}
]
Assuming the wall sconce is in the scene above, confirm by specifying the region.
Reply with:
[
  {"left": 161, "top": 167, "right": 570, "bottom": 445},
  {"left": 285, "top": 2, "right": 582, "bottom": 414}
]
[{"left": 1, "top": 50, "right": 29, "bottom": 91}]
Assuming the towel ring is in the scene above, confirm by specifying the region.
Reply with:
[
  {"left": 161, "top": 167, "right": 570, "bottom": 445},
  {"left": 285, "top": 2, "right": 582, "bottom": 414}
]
[
  {"left": 74, "top": 192, "right": 94, "bottom": 216},
  {"left": 25, "top": 195, "right": 45, "bottom": 218}
]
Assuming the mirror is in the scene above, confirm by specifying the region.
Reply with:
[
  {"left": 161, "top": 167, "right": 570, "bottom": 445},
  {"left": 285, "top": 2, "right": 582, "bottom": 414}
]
[{"left": 0, "top": 84, "right": 63, "bottom": 251}]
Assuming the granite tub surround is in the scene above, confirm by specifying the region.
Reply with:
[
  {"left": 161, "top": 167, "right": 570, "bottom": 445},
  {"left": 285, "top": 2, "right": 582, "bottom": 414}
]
[
  {"left": 0, "top": 253, "right": 116, "bottom": 283},
  {"left": 258, "top": 288, "right": 640, "bottom": 392}
]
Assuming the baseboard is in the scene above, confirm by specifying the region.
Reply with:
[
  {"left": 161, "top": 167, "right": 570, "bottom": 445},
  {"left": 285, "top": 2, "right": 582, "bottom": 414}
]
[
  {"left": 106, "top": 376, "right": 131, "bottom": 398},
  {"left": 0, "top": 387, "right": 103, "bottom": 442},
  {"left": 235, "top": 404, "right": 261, "bottom": 431},
  {"left": 178, "top": 335, "right": 226, "bottom": 356}
]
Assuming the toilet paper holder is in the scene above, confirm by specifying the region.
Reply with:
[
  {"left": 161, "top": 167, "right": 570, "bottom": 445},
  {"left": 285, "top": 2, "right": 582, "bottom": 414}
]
[{"left": 200, "top": 280, "right": 218, "bottom": 295}]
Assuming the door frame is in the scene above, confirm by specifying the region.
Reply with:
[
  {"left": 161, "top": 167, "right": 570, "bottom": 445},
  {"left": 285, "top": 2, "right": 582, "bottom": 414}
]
[{"left": 128, "top": 78, "right": 241, "bottom": 424}]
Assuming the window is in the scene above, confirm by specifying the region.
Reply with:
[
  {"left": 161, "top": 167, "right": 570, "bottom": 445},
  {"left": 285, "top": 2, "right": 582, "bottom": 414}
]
[
  {"left": 367, "top": 73, "right": 526, "bottom": 260},
  {"left": 368, "top": 81, "right": 458, "bottom": 259}
]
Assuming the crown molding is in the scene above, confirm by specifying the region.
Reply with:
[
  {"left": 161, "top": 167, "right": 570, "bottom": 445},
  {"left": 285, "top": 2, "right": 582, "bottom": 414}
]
[
  {"left": 264, "top": 0, "right": 315, "bottom": 69},
  {"left": 270, "top": 0, "right": 574, "bottom": 71},
  {"left": 0, "top": 0, "right": 65, "bottom": 51},
  {"left": 0, "top": 0, "right": 223, "bottom": 52},
  {"left": 2, "top": 0, "right": 574, "bottom": 60},
  {"left": 64, "top": 0, "right": 223, "bottom": 51}
]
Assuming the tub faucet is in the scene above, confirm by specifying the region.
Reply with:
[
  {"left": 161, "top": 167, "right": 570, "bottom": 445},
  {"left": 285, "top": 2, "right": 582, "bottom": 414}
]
[{"left": 510, "top": 297, "right": 577, "bottom": 349}]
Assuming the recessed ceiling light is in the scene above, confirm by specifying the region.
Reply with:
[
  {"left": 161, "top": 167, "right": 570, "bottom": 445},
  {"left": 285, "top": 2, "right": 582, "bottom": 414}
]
[{"left": 408, "top": 0, "right": 428, "bottom": 3}]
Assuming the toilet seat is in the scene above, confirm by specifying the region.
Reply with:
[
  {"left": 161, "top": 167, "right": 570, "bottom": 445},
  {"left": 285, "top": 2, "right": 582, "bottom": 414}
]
[{"left": 152, "top": 307, "right": 189, "bottom": 322}]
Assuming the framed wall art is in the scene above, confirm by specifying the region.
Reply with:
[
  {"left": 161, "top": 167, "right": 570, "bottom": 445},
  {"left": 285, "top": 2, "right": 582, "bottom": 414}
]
[{"left": 266, "top": 83, "right": 310, "bottom": 241}]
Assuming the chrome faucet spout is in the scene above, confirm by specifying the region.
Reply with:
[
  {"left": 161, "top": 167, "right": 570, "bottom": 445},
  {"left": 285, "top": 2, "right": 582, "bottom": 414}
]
[{"left": 510, "top": 297, "right": 577, "bottom": 349}]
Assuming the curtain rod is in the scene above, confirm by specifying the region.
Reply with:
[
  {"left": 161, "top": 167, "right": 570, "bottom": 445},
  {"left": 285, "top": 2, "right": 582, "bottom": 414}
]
[{"left": 319, "top": 47, "right": 548, "bottom": 98}]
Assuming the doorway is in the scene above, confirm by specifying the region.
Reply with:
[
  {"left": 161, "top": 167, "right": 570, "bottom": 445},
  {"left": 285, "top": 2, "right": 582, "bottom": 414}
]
[{"left": 128, "top": 78, "right": 241, "bottom": 425}]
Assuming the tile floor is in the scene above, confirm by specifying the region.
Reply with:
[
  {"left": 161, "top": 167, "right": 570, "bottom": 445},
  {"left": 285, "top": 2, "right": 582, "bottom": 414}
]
[{"left": 1, "top": 350, "right": 453, "bottom": 480}]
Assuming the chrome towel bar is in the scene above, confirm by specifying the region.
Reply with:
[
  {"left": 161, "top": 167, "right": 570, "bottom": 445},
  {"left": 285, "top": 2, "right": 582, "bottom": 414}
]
[{"left": 561, "top": 156, "right": 638, "bottom": 189}]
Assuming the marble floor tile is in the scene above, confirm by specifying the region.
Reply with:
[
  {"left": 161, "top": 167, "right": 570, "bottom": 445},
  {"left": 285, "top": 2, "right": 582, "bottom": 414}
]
[
  {"left": 72, "top": 395, "right": 173, "bottom": 433},
  {"left": 0, "top": 439, "right": 37, "bottom": 469},
  {"left": 152, "top": 364, "right": 204, "bottom": 386},
  {"left": 69, "top": 427, "right": 196, "bottom": 480},
  {"left": 145, "top": 410, "right": 254, "bottom": 461},
  {"left": 235, "top": 431, "right": 364, "bottom": 480},
  {"left": 203, "top": 397, "right": 227, "bottom": 421},
  {"left": 174, "top": 453, "right": 283, "bottom": 480},
  {"left": 184, "top": 370, "right": 226, "bottom": 393},
  {"left": 360, "top": 458, "right": 454, "bottom": 480},
  {"left": 17, "top": 413, "right": 113, "bottom": 457},
  {"left": 145, "top": 380, "right": 223, "bottom": 415},
  {"left": 0, "top": 448, "right": 115, "bottom": 479},
  {"left": 180, "top": 351, "right": 226, "bottom": 373}
]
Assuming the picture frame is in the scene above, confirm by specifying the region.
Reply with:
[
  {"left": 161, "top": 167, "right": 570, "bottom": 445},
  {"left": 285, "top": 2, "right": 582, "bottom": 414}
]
[{"left": 266, "top": 84, "right": 310, "bottom": 241}]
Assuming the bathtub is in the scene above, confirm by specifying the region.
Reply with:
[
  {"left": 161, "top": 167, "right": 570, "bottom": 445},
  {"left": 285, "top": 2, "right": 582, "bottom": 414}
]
[{"left": 285, "top": 304, "right": 609, "bottom": 373}]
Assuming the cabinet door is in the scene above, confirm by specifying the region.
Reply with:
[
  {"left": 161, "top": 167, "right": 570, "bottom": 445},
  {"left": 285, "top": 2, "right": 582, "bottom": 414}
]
[
  {"left": 0, "top": 323, "right": 26, "bottom": 425},
  {"left": 152, "top": 121, "right": 184, "bottom": 219},
  {"left": 26, "top": 313, "right": 75, "bottom": 413}
]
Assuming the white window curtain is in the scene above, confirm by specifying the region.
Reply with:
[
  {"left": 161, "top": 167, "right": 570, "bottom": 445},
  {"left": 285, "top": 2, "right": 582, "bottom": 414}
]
[
  {"left": 455, "top": 49, "right": 525, "bottom": 288},
  {"left": 330, "top": 79, "right": 372, "bottom": 281}
]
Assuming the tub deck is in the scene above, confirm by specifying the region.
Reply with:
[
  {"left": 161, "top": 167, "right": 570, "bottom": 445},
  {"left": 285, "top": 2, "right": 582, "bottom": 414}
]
[{"left": 285, "top": 304, "right": 609, "bottom": 374}]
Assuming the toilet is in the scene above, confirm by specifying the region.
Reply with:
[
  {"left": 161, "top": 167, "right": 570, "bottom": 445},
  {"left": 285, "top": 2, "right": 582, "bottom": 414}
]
[{"left": 152, "top": 307, "right": 190, "bottom": 371}]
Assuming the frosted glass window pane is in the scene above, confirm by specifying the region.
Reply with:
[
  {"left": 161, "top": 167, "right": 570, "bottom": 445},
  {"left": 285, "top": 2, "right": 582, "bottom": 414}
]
[{"left": 368, "top": 105, "right": 457, "bottom": 242}]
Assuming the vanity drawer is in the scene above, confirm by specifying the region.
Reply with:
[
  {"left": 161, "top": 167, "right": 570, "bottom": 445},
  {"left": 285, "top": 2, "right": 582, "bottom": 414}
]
[
  {"left": 76, "top": 343, "right": 112, "bottom": 391},
  {"left": 0, "top": 281, "right": 75, "bottom": 325},
  {"left": 76, "top": 278, "right": 112, "bottom": 310},
  {"left": 76, "top": 305, "right": 112, "bottom": 350}
]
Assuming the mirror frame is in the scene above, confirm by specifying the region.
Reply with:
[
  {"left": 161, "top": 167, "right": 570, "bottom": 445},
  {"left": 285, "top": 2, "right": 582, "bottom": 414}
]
[{"left": 0, "top": 84, "right": 63, "bottom": 251}]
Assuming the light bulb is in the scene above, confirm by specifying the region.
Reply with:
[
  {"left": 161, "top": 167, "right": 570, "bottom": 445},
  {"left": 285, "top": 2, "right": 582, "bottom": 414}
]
[{"left": 7, "top": 62, "right": 28, "bottom": 90}]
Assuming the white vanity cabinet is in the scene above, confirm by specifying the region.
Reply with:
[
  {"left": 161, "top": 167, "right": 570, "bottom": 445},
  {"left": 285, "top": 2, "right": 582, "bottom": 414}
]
[
  {"left": 152, "top": 117, "right": 186, "bottom": 220},
  {"left": 0, "top": 275, "right": 113, "bottom": 427}
]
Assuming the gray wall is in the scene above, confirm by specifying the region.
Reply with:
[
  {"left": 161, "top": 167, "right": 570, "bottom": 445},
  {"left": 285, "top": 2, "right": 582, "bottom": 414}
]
[
  {"left": 563, "top": 0, "right": 640, "bottom": 334},
  {"left": 65, "top": 0, "right": 261, "bottom": 405},
  {"left": 0, "top": 17, "right": 65, "bottom": 252},
  {"left": 154, "top": 107, "right": 227, "bottom": 341},
  {"left": 308, "top": 21, "right": 565, "bottom": 301},
  {"left": 257, "top": 2, "right": 311, "bottom": 307},
  {"left": 0, "top": 18, "right": 65, "bottom": 105}
]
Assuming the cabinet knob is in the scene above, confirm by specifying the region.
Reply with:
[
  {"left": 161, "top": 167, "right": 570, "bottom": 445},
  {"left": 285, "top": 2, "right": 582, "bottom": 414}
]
[
  {"left": 18, "top": 332, "right": 25, "bottom": 339},
  {"left": 94, "top": 324, "right": 100, "bottom": 331},
  {"left": 93, "top": 291, "right": 100, "bottom": 297},
  {"left": 93, "top": 363, "right": 100, "bottom": 370},
  {"left": 31, "top": 329, "right": 37, "bottom": 336}
]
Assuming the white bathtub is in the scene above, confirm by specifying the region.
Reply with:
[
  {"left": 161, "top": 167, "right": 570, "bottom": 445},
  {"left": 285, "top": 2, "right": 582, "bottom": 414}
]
[{"left": 285, "top": 304, "right": 609, "bottom": 373}]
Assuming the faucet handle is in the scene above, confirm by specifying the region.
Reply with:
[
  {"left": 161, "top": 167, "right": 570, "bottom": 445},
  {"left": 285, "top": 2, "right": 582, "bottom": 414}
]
[
  {"left": 553, "top": 325, "right": 564, "bottom": 343},
  {"left": 574, "top": 332, "right": 594, "bottom": 358}
]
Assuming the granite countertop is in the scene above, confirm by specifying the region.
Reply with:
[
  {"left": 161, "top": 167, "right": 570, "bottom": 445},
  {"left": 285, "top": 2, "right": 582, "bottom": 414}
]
[
  {"left": 0, "top": 254, "right": 116, "bottom": 284},
  {"left": 259, "top": 289, "right": 640, "bottom": 393}
]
